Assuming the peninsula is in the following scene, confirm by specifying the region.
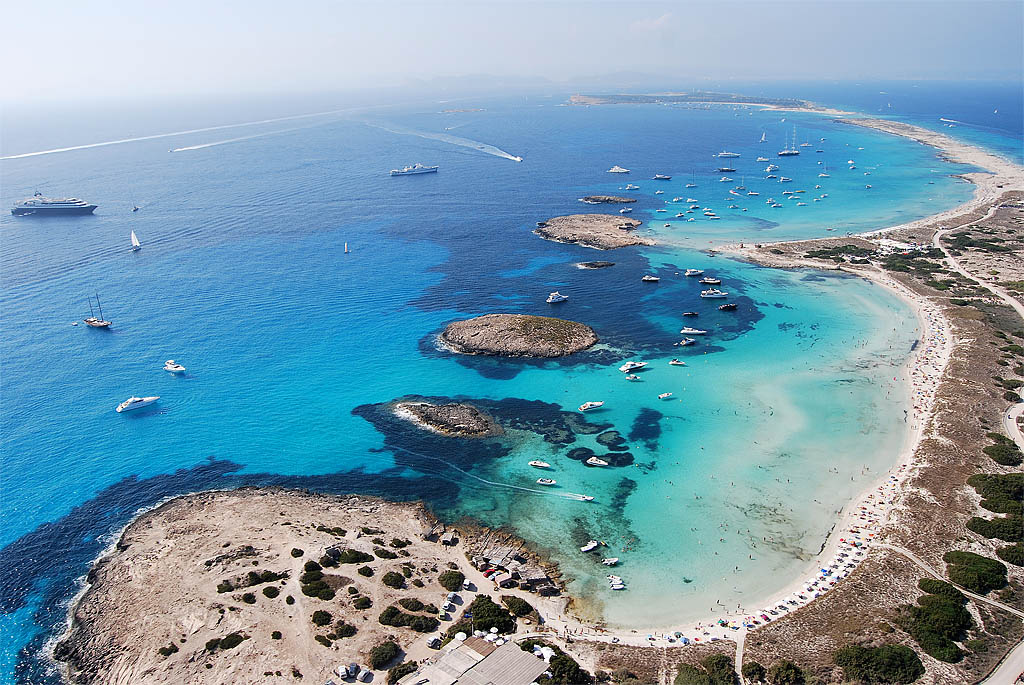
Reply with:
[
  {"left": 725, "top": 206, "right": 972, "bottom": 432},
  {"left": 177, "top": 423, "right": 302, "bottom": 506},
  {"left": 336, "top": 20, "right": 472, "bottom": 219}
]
[
  {"left": 534, "top": 214, "right": 650, "bottom": 250},
  {"left": 440, "top": 313, "right": 598, "bottom": 357}
]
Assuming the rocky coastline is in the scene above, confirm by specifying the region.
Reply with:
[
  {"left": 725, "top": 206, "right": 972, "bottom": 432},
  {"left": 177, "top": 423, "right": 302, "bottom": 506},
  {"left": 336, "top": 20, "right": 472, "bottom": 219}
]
[{"left": 439, "top": 313, "right": 598, "bottom": 358}]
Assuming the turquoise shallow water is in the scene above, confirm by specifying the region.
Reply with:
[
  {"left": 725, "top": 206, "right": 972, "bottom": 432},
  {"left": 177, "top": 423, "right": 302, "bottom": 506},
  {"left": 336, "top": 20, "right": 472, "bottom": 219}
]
[{"left": 0, "top": 87, "right": 996, "bottom": 681}]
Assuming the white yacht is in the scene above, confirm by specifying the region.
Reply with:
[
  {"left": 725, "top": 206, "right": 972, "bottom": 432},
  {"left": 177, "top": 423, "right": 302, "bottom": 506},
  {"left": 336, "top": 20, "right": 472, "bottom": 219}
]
[
  {"left": 756, "top": 156, "right": 770, "bottom": 162},
  {"left": 680, "top": 327, "right": 708, "bottom": 335},
  {"left": 578, "top": 401, "right": 605, "bottom": 412},
  {"left": 718, "top": 176, "right": 733, "bottom": 182},
  {"left": 678, "top": 337, "right": 697, "bottom": 346},
  {"left": 546, "top": 291, "right": 569, "bottom": 303},
  {"left": 658, "top": 392, "right": 673, "bottom": 400},
  {"left": 163, "top": 360, "right": 186, "bottom": 373},
  {"left": 684, "top": 268, "right": 704, "bottom": 277},
  {"left": 625, "top": 184, "right": 640, "bottom": 190},
  {"left": 779, "top": 177, "right": 793, "bottom": 183},
  {"left": 581, "top": 540, "right": 599, "bottom": 552},
  {"left": 747, "top": 191, "right": 759, "bottom": 196},
  {"left": 602, "top": 557, "right": 619, "bottom": 566},
  {"left": 653, "top": 174, "right": 671, "bottom": 180},
  {"left": 607, "top": 165, "right": 630, "bottom": 173},
  {"left": 641, "top": 275, "right": 660, "bottom": 282},
  {"left": 716, "top": 151, "right": 741, "bottom": 158},
  {"left": 699, "top": 276, "right": 721, "bottom": 285},
  {"left": 669, "top": 359, "right": 687, "bottom": 366},
  {"left": 655, "top": 190, "right": 664, "bottom": 194},
  {"left": 529, "top": 460, "right": 551, "bottom": 468},
  {"left": 700, "top": 289, "right": 728, "bottom": 299},
  {"left": 116, "top": 396, "right": 159, "bottom": 413},
  {"left": 619, "top": 207, "right": 633, "bottom": 214},
  {"left": 618, "top": 361, "right": 647, "bottom": 373},
  {"left": 537, "top": 478, "right": 557, "bottom": 486},
  {"left": 586, "top": 456, "right": 609, "bottom": 467},
  {"left": 686, "top": 198, "right": 698, "bottom": 203}
]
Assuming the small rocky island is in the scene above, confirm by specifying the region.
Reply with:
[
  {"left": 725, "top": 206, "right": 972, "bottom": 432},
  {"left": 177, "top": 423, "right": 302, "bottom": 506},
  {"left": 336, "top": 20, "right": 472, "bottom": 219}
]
[
  {"left": 577, "top": 261, "right": 615, "bottom": 269},
  {"left": 394, "top": 401, "right": 503, "bottom": 437},
  {"left": 534, "top": 214, "right": 652, "bottom": 250},
  {"left": 440, "top": 313, "right": 598, "bottom": 357},
  {"left": 578, "top": 195, "right": 636, "bottom": 204}
]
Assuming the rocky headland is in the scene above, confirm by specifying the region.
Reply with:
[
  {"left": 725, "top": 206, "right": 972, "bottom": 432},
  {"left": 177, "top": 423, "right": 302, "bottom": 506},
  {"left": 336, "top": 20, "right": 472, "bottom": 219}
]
[
  {"left": 534, "top": 214, "right": 651, "bottom": 250},
  {"left": 440, "top": 313, "right": 598, "bottom": 358}
]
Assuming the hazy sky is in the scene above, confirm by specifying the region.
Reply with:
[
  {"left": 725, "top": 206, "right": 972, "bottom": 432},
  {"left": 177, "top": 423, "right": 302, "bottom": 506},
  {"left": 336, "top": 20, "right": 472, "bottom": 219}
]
[{"left": 4, "top": 0, "right": 1021, "bottom": 102}]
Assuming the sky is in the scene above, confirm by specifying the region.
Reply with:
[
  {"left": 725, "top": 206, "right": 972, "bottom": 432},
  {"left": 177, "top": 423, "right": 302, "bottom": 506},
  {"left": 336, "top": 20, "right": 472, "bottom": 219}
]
[{"left": 2, "top": 0, "right": 1022, "bottom": 103}]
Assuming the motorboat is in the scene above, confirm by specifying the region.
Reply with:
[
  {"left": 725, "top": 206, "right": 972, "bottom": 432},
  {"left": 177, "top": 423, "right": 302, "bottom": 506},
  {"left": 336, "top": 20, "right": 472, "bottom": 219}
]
[
  {"left": 619, "top": 207, "right": 633, "bottom": 214},
  {"left": 718, "top": 303, "right": 738, "bottom": 311},
  {"left": 747, "top": 191, "right": 759, "bottom": 196},
  {"left": 686, "top": 198, "right": 698, "bottom": 203},
  {"left": 529, "top": 460, "right": 551, "bottom": 468},
  {"left": 537, "top": 478, "right": 557, "bottom": 486},
  {"left": 779, "top": 177, "right": 793, "bottom": 183},
  {"left": 680, "top": 327, "right": 707, "bottom": 335},
  {"left": 568, "top": 493, "right": 595, "bottom": 502},
  {"left": 699, "top": 277, "right": 721, "bottom": 284},
  {"left": 586, "top": 456, "right": 609, "bottom": 467},
  {"left": 685, "top": 182, "right": 697, "bottom": 188},
  {"left": 578, "top": 401, "right": 605, "bottom": 412},
  {"left": 765, "top": 164, "right": 779, "bottom": 172},
  {"left": 658, "top": 392, "right": 673, "bottom": 400},
  {"left": 718, "top": 177, "right": 733, "bottom": 182},
  {"left": 681, "top": 311, "right": 699, "bottom": 317},
  {"left": 700, "top": 289, "right": 728, "bottom": 298},
  {"left": 656, "top": 209, "right": 667, "bottom": 212},
  {"left": 602, "top": 558, "right": 619, "bottom": 566},
  {"left": 716, "top": 151, "right": 741, "bottom": 158},
  {"left": 684, "top": 268, "right": 704, "bottom": 277},
  {"left": 716, "top": 167, "right": 736, "bottom": 173},
  {"left": 677, "top": 338, "right": 697, "bottom": 346},
  {"left": 655, "top": 190, "right": 664, "bottom": 194},
  {"left": 756, "top": 156, "right": 770, "bottom": 162},
  {"left": 116, "top": 396, "right": 159, "bottom": 413},
  {"left": 669, "top": 359, "right": 687, "bottom": 366},
  {"left": 163, "top": 360, "right": 186, "bottom": 373},
  {"left": 546, "top": 291, "right": 569, "bottom": 303},
  {"left": 618, "top": 361, "right": 647, "bottom": 373},
  {"left": 641, "top": 275, "right": 660, "bottom": 282},
  {"left": 608, "top": 165, "right": 630, "bottom": 173},
  {"left": 581, "top": 540, "right": 599, "bottom": 552},
  {"left": 625, "top": 184, "right": 639, "bottom": 190},
  {"left": 653, "top": 174, "right": 671, "bottom": 180},
  {"left": 625, "top": 374, "right": 640, "bottom": 381}
]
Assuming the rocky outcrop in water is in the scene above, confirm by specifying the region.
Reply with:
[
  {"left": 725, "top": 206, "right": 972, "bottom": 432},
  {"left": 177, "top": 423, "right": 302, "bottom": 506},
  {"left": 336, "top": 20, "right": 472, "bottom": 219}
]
[
  {"left": 579, "top": 196, "right": 637, "bottom": 204},
  {"left": 534, "top": 214, "right": 651, "bottom": 250},
  {"left": 440, "top": 314, "right": 598, "bottom": 358},
  {"left": 395, "top": 401, "right": 502, "bottom": 438},
  {"left": 577, "top": 261, "right": 615, "bottom": 269}
]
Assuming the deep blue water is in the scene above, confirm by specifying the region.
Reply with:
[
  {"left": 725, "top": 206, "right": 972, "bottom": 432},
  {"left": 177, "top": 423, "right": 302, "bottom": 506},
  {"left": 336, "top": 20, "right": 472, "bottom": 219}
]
[{"left": 0, "top": 82, "right": 1016, "bottom": 682}]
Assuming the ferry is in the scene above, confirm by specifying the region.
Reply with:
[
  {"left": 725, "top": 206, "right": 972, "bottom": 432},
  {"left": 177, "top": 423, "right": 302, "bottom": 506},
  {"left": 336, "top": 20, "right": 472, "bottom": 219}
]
[
  {"left": 586, "top": 456, "right": 609, "bottom": 467},
  {"left": 546, "top": 291, "right": 569, "bottom": 303},
  {"left": 607, "top": 165, "right": 630, "bottom": 173},
  {"left": 700, "top": 289, "right": 729, "bottom": 299},
  {"left": 116, "top": 396, "right": 159, "bottom": 413},
  {"left": 529, "top": 460, "right": 551, "bottom": 468},
  {"left": 390, "top": 163, "right": 438, "bottom": 176},
  {"left": 12, "top": 192, "right": 97, "bottom": 216},
  {"left": 578, "top": 401, "right": 606, "bottom": 412},
  {"left": 618, "top": 361, "right": 647, "bottom": 373},
  {"left": 716, "top": 151, "right": 741, "bottom": 158}
]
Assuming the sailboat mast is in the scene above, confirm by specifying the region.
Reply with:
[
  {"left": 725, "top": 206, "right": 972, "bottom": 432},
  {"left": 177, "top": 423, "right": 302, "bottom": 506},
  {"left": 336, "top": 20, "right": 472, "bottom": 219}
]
[
  {"left": 96, "top": 294, "right": 103, "bottom": 321},
  {"left": 88, "top": 297, "right": 95, "bottom": 318}
]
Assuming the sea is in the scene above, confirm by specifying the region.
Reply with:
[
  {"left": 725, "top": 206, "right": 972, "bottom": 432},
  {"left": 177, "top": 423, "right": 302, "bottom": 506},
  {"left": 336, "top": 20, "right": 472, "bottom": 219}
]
[{"left": 1, "top": 80, "right": 1020, "bottom": 683}]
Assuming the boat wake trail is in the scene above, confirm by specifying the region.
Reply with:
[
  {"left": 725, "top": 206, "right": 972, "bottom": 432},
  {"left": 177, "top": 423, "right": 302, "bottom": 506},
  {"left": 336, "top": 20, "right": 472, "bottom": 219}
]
[
  {"left": 386, "top": 444, "right": 586, "bottom": 500},
  {"left": 169, "top": 125, "right": 307, "bottom": 152},
  {"left": 1, "top": 108, "right": 352, "bottom": 160},
  {"left": 365, "top": 121, "right": 523, "bottom": 162}
]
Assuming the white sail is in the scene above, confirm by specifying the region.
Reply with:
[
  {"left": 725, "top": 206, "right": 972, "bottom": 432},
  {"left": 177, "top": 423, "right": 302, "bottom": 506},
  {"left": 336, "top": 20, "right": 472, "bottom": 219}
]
[
  {"left": 130, "top": 230, "right": 141, "bottom": 250},
  {"left": 759, "top": 132, "right": 766, "bottom": 143}
]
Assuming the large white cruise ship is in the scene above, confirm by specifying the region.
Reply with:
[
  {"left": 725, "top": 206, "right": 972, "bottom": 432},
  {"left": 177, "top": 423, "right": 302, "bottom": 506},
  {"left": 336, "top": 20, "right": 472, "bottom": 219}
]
[
  {"left": 11, "top": 192, "right": 98, "bottom": 216},
  {"left": 390, "top": 163, "right": 439, "bottom": 176}
]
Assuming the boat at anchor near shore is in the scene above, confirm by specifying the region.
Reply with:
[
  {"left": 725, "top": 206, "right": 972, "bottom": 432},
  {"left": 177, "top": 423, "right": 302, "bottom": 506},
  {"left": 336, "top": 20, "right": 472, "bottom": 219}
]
[
  {"left": 529, "top": 460, "right": 551, "bottom": 469},
  {"left": 578, "top": 401, "right": 605, "bottom": 412}
]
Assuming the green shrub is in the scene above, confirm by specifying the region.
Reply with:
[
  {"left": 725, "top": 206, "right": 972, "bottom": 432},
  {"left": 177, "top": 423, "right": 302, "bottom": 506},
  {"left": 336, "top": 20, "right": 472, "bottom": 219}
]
[
  {"left": 361, "top": 526, "right": 382, "bottom": 535},
  {"left": 157, "top": 642, "right": 179, "bottom": 657},
  {"left": 944, "top": 551, "right": 1008, "bottom": 594},
  {"left": 898, "top": 582, "right": 971, "bottom": 663},
  {"left": 967, "top": 472, "right": 1023, "bottom": 516},
  {"left": 263, "top": 586, "right": 280, "bottom": 598},
  {"left": 241, "top": 592, "right": 256, "bottom": 604},
  {"left": 997, "top": 543, "right": 1024, "bottom": 566},
  {"left": 370, "top": 641, "right": 401, "bottom": 669},
  {"left": 517, "top": 638, "right": 592, "bottom": 683},
  {"left": 301, "top": 570, "right": 323, "bottom": 583},
  {"left": 766, "top": 660, "right": 805, "bottom": 685},
  {"left": 315, "top": 635, "right": 332, "bottom": 647},
  {"left": 216, "top": 580, "right": 234, "bottom": 593},
  {"left": 304, "top": 560, "right": 322, "bottom": 572},
  {"left": 382, "top": 571, "right": 405, "bottom": 589},
  {"left": 438, "top": 570, "right": 465, "bottom": 592},
  {"left": 358, "top": 565, "right": 374, "bottom": 577},
  {"left": 967, "top": 515, "right": 1024, "bottom": 542},
  {"left": 741, "top": 662, "right": 766, "bottom": 683},
  {"left": 674, "top": 665, "right": 712, "bottom": 685},
  {"left": 701, "top": 654, "right": 736, "bottom": 684},
  {"left": 271, "top": 631, "right": 282, "bottom": 640},
  {"left": 290, "top": 548, "right": 304, "bottom": 558},
  {"left": 336, "top": 549, "right": 375, "bottom": 564},
  {"left": 399, "top": 597, "right": 425, "bottom": 612},
  {"left": 501, "top": 595, "right": 535, "bottom": 617},
  {"left": 463, "top": 595, "right": 515, "bottom": 633},
  {"left": 917, "top": 578, "right": 964, "bottom": 602},
  {"left": 378, "top": 605, "right": 439, "bottom": 632},
  {"left": 375, "top": 547, "right": 399, "bottom": 559},
  {"left": 834, "top": 644, "right": 924, "bottom": 684},
  {"left": 335, "top": 622, "right": 357, "bottom": 638},
  {"left": 285, "top": 595, "right": 295, "bottom": 605},
  {"left": 205, "top": 638, "right": 221, "bottom": 651},
  {"left": 320, "top": 555, "right": 339, "bottom": 568},
  {"left": 388, "top": 661, "right": 418, "bottom": 685},
  {"left": 312, "top": 610, "right": 332, "bottom": 626},
  {"left": 983, "top": 442, "right": 1023, "bottom": 467},
  {"left": 219, "top": 632, "right": 245, "bottom": 650},
  {"left": 353, "top": 596, "right": 372, "bottom": 609},
  {"left": 390, "top": 538, "right": 411, "bottom": 548}
]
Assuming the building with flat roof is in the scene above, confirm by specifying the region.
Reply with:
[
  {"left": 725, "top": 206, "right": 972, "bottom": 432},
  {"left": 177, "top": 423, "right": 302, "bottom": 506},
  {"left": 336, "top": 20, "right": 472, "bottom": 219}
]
[{"left": 397, "top": 639, "right": 548, "bottom": 685}]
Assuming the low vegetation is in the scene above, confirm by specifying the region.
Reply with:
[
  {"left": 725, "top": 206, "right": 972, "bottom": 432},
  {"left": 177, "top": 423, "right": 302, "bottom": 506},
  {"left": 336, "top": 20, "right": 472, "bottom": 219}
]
[
  {"left": 898, "top": 579, "right": 973, "bottom": 662},
  {"left": 519, "top": 639, "right": 592, "bottom": 684},
  {"left": 382, "top": 571, "right": 406, "bottom": 589},
  {"left": 387, "top": 661, "right": 418, "bottom": 684},
  {"left": 833, "top": 644, "right": 924, "bottom": 684},
  {"left": 438, "top": 570, "right": 465, "bottom": 591},
  {"left": 369, "top": 640, "right": 400, "bottom": 669},
  {"left": 673, "top": 653, "right": 737, "bottom": 685},
  {"left": 944, "top": 550, "right": 1008, "bottom": 594},
  {"left": 378, "top": 605, "right": 440, "bottom": 632},
  {"left": 500, "top": 595, "right": 535, "bottom": 617}
]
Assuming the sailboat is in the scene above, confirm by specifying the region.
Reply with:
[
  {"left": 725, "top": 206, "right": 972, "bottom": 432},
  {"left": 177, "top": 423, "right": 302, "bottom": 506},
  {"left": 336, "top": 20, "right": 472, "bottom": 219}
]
[
  {"left": 84, "top": 294, "right": 112, "bottom": 328},
  {"left": 130, "top": 230, "right": 141, "bottom": 252},
  {"left": 685, "top": 171, "right": 697, "bottom": 188},
  {"left": 759, "top": 132, "right": 766, "bottom": 143}
]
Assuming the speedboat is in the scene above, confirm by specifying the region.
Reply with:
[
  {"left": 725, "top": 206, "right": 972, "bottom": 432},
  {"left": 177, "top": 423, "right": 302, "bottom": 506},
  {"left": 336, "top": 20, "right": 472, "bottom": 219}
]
[
  {"left": 716, "top": 151, "right": 740, "bottom": 158},
  {"left": 608, "top": 165, "right": 630, "bottom": 173},
  {"left": 682, "top": 311, "right": 699, "bottom": 317},
  {"left": 718, "top": 177, "right": 733, "bottom": 182},
  {"left": 163, "top": 360, "right": 186, "bottom": 373},
  {"left": 619, "top": 207, "right": 633, "bottom": 214},
  {"left": 546, "top": 291, "right": 569, "bottom": 303},
  {"left": 116, "top": 396, "right": 159, "bottom": 413},
  {"left": 641, "top": 275, "right": 660, "bottom": 282},
  {"left": 578, "top": 401, "right": 605, "bottom": 412},
  {"left": 686, "top": 198, "right": 698, "bottom": 203},
  {"left": 625, "top": 374, "right": 640, "bottom": 381},
  {"left": 656, "top": 209, "right": 667, "bottom": 212},
  {"left": 568, "top": 494, "right": 595, "bottom": 502},
  {"left": 537, "top": 478, "right": 557, "bottom": 486},
  {"left": 658, "top": 392, "right": 673, "bottom": 400},
  {"left": 529, "top": 460, "right": 551, "bottom": 469},
  {"left": 655, "top": 190, "right": 664, "bottom": 194},
  {"left": 699, "top": 276, "right": 721, "bottom": 285},
  {"left": 675, "top": 213, "right": 685, "bottom": 218},
  {"left": 701, "top": 289, "right": 728, "bottom": 299},
  {"left": 680, "top": 327, "right": 707, "bottom": 335},
  {"left": 779, "top": 177, "right": 793, "bottom": 182},
  {"left": 677, "top": 338, "right": 697, "bottom": 346},
  {"left": 718, "top": 303, "right": 738, "bottom": 311},
  {"left": 685, "top": 183, "right": 697, "bottom": 188},
  {"left": 581, "top": 540, "right": 599, "bottom": 552},
  {"left": 756, "top": 157, "right": 769, "bottom": 162},
  {"left": 716, "top": 167, "right": 736, "bottom": 173},
  {"left": 653, "top": 174, "right": 671, "bottom": 180},
  {"left": 625, "top": 184, "right": 639, "bottom": 190},
  {"left": 602, "top": 558, "right": 619, "bottom": 566},
  {"left": 747, "top": 191, "right": 759, "bottom": 196},
  {"left": 669, "top": 359, "right": 687, "bottom": 366},
  {"left": 684, "top": 269, "right": 704, "bottom": 277},
  {"left": 586, "top": 456, "right": 609, "bottom": 467},
  {"left": 765, "top": 164, "right": 779, "bottom": 172},
  {"left": 618, "top": 361, "right": 647, "bottom": 373}
]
